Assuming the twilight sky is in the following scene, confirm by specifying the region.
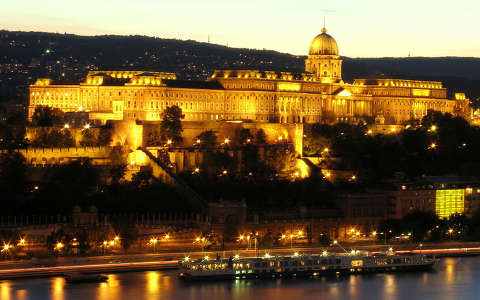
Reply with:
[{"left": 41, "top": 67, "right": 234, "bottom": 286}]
[{"left": 1, "top": 0, "right": 479, "bottom": 57}]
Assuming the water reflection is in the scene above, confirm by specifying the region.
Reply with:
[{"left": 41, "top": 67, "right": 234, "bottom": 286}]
[
  {"left": 5, "top": 257, "right": 480, "bottom": 300},
  {"left": 383, "top": 275, "right": 397, "bottom": 300},
  {"left": 97, "top": 274, "right": 121, "bottom": 300},
  {"left": 146, "top": 272, "right": 159, "bottom": 293},
  {"left": 1, "top": 281, "right": 11, "bottom": 300},
  {"left": 51, "top": 277, "right": 65, "bottom": 300},
  {"left": 16, "top": 289, "right": 28, "bottom": 300}
]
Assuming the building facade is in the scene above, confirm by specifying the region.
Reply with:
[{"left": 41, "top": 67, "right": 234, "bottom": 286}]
[{"left": 28, "top": 27, "right": 471, "bottom": 131}]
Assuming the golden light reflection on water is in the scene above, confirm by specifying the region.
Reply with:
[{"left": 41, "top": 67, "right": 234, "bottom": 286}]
[
  {"left": 51, "top": 277, "right": 65, "bottom": 300},
  {"left": 97, "top": 274, "right": 121, "bottom": 300},
  {"left": 384, "top": 275, "right": 397, "bottom": 300},
  {"left": 1, "top": 281, "right": 11, "bottom": 300},
  {"left": 16, "top": 289, "right": 28, "bottom": 300},
  {"left": 146, "top": 272, "right": 160, "bottom": 293},
  {"left": 348, "top": 275, "right": 358, "bottom": 297},
  {"left": 445, "top": 261, "right": 455, "bottom": 284}
]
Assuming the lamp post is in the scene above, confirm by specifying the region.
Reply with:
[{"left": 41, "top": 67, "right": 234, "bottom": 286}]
[{"left": 150, "top": 238, "right": 158, "bottom": 253}]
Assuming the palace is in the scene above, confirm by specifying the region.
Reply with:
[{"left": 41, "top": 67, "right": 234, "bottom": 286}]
[{"left": 28, "top": 27, "right": 471, "bottom": 139}]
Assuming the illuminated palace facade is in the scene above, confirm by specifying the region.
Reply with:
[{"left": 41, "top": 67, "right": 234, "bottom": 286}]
[{"left": 28, "top": 27, "right": 471, "bottom": 127}]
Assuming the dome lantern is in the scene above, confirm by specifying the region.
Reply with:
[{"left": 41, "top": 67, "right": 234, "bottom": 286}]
[{"left": 308, "top": 27, "right": 339, "bottom": 56}]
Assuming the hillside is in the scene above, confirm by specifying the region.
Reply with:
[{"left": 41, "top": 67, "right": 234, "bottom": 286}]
[{"left": 1, "top": 30, "right": 479, "bottom": 103}]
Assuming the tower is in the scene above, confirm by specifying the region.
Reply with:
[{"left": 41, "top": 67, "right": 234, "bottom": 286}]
[{"left": 305, "top": 27, "right": 343, "bottom": 83}]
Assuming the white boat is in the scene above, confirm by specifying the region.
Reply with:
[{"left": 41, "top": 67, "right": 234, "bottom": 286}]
[{"left": 178, "top": 251, "right": 436, "bottom": 280}]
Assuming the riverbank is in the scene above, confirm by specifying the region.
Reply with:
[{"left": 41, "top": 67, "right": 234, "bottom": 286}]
[{"left": 1, "top": 241, "right": 480, "bottom": 280}]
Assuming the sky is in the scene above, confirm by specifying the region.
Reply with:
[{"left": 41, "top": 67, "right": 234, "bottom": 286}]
[{"left": 1, "top": 0, "right": 479, "bottom": 57}]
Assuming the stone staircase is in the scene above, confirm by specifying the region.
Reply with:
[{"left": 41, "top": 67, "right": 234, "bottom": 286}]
[{"left": 139, "top": 147, "right": 204, "bottom": 204}]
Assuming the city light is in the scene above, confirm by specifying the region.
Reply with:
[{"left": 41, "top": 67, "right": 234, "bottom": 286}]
[
  {"left": 204, "top": 255, "right": 209, "bottom": 260},
  {"left": 55, "top": 242, "right": 64, "bottom": 250},
  {"left": 83, "top": 123, "right": 90, "bottom": 130},
  {"left": 64, "top": 123, "right": 70, "bottom": 129},
  {"left": 2, "top": 244, "right": 11, "bottom": 251},
  {"left": 196, "top": 139, "right": 201, "bottom": 144},
  {"left": 19, "top": 238, "right": 25, "bottom": 245},
  {"left": 167, "top": 139, "right": 172, "bottom": 145},
  {"left": 109, "top": 241, "right": 115, "bottom": 246},
  {"left": 429, "top": 143, "right": 437, "bottom": 149},
  {"left": 264, "top": 253, "right": 270, "bottom": 258},
  {"left": 322, "top": 250, "right": 328, "bottom": 256},
  {"left": 323, "top": 147, "right": 329, "bottom": 153},
  {"left": 430, "top": 125, "right": 437, "bottom": 132},
  {"left": 114, "top": 236, "right": 119, "bottom": 241},
  {"left": 184, "top": 256, "right": 190, "bottom": 262},
  {"left": 193, "top": 167, "right": 200, "bottom": 174},
  {"left": 293, "top": 252, "right": 299, "bottom": 257},
  {"left": 224, "top": 138, "right": 230, "bottom": 144},
  {"left": 277, "top": 136, "right": 283, "bottom": 141}
]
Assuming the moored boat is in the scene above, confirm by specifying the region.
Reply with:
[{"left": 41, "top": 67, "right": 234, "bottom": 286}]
[
  {"left": 65, "top": 273, "right": 108, "bottom": 283},
  {"left": 178, "top": 251, "right": 436, "bottom": 281}
]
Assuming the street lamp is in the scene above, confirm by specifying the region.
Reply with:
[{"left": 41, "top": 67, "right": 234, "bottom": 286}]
[
  {"left": 332, "top": 240, "right": 348, "bottom": 254},
  {"left": 150, "top": 238, "right": 158, "bottom": 253}
]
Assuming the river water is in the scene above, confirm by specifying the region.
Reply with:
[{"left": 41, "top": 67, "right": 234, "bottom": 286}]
[{"left": 1, "top": 257, "right": 479, "bottom": 300}]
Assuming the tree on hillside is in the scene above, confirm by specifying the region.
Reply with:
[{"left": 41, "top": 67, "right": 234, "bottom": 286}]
[
  {"left": 0, "top": 112, "right": 28, "bottom": 149},
  {"left": 196, "top": 130, "right": 217, "bottom": 148},
  {"left": 0, "top": 151, "right": 27, "bottom": 200},
  {"left": 132, "top": 167, "right": 154, "bottom": 190},
  {"left": 31, "top": 106, "right": 65, "bottom": 127},
  {"left": 31, "top": 128, "right": 75, "bottom": 148},
  {"left": 80, "top": 128, "right": 96, "bottom": 146},
  {"left": 255, "top": 129, "right": 267, "bottom": 144},
  {"left": 50, "top": 159, "right": 99, "bottom": 204},
  {"left": 160, "top": 105, "right": 184, "bottom": 144},
  {"left": 97, "top": 129, "right": 112, "bottom": 146},
  {"left": 109, "top": 146, "right": 129, "bottom": 183},
  {"left": 235, "top": 128, "right": 253, "bottom": 145}
]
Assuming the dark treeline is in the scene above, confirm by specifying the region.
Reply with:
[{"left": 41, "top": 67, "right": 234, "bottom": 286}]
[
  {"left": 1, "top": 30, "right": 480, "bottom": 102},
  {"left": 379, "top": 211, "right": 480, "bottom": 242},
  {"left": 304, "top": 110, "right": 480, "bottom": 184}
]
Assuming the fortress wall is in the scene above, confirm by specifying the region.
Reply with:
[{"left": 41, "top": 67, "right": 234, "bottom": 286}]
[
  {"left": 1, "top": 147, "right": 111, "bottom": 165},
  {"left": 143, "top": 121, "right": 303, "bottom": 154},
  {"left": 25, "top": 127, "right": 104, "bottom": 146}
]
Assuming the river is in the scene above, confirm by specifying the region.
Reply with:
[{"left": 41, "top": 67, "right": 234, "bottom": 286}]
[{"left": 1, "top": 257, "right": 478, "bottom": 300}]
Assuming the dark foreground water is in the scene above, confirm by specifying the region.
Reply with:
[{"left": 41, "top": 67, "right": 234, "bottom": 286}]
[{"left": 2, "top": 257, "right": 480, "bottom": 300}]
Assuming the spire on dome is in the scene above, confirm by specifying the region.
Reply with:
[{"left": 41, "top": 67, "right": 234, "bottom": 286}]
[{"left": 322, "top": 16, "right": 327, "bottom": 33}]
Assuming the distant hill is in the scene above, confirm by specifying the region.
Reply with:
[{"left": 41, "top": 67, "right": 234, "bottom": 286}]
[{"left": 0, "top": 30, "right": 479, "bottom": 103}]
